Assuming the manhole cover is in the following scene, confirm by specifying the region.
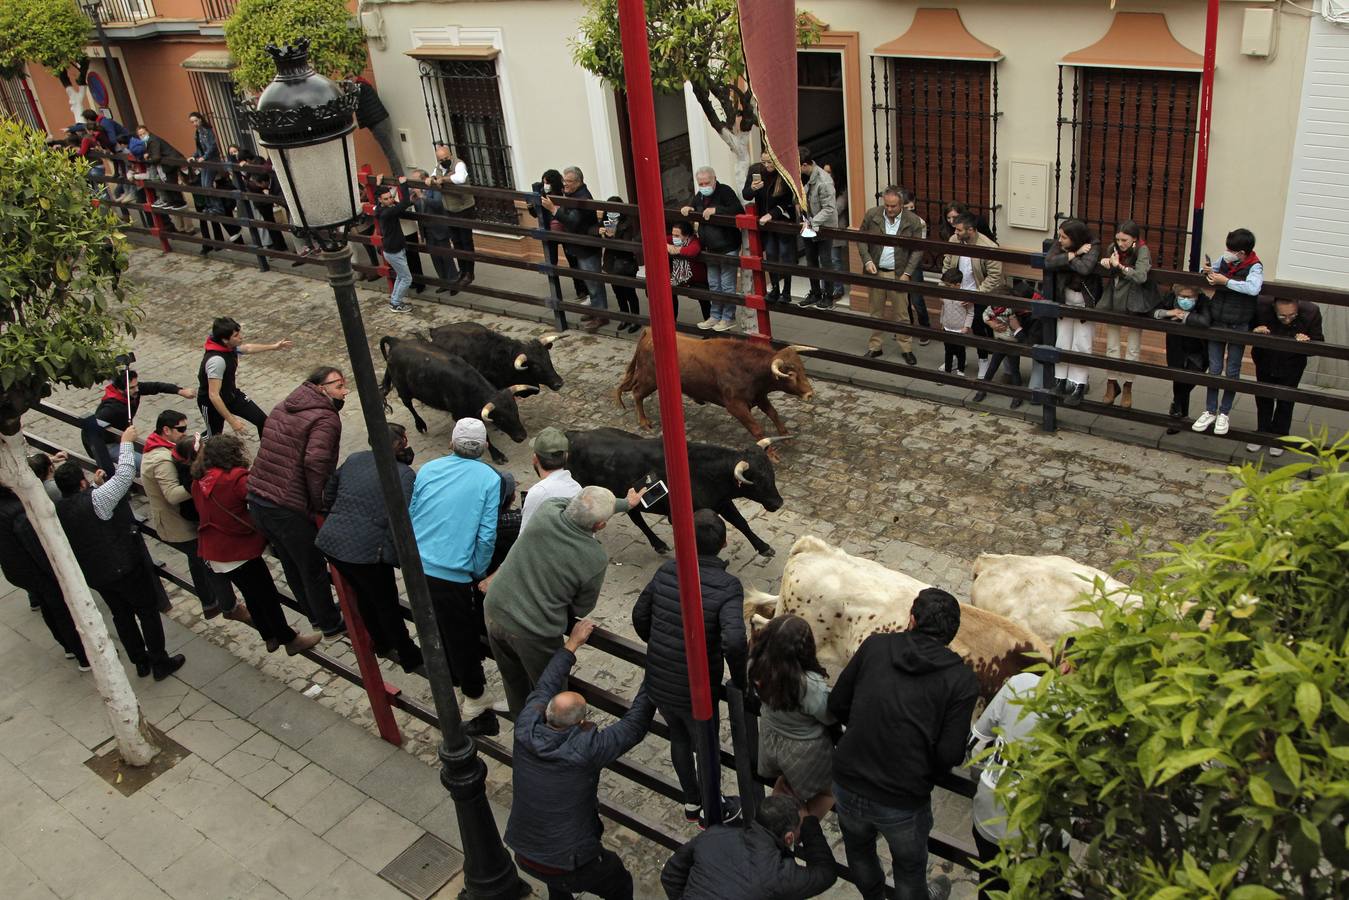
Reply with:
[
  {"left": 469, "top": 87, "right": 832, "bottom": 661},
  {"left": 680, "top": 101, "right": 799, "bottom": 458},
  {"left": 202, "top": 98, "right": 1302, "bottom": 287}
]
[{"left": 378, "top": 832, "right": 464, "bottom": 900}]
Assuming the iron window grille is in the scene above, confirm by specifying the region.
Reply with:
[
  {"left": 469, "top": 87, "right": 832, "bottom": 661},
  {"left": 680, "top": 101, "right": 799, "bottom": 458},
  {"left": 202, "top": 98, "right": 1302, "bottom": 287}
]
[
  {"left": 1054, "top": 65, "right": 1200, "bottom": 270},
  {"left": 0, "top": 75, "right": 42, "bottom": 131},
  {"left": 418, "top": 58, "right": 517, "bottom": 225},
  {"left": 870, "top": 56, "right": 1000, "bottom": 237},
  {"left": 187, "top": 69, "right": 256, "bottom": 156}
]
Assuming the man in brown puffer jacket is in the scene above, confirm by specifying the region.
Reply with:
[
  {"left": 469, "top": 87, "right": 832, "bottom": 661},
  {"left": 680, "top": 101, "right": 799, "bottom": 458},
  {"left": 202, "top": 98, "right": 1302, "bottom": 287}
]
[{"left": 248, "top": 366, "right": 349, "bottom": 636}]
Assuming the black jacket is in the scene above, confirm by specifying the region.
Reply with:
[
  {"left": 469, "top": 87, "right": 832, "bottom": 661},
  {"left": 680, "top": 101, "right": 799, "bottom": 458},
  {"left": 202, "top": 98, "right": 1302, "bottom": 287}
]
[
  {"left": 740, "top": 165, "right": 798, "bottom": 223},
  {"left": 554, "top": 184, "right": 601, "bottom": 259},
  {"left": 315, "top": 451, "right": 415, "bottom": 566},
  {"left": 376, "top": 185, "right": 413, "bottom": 254},
  {"left": 601, "top": 213, "right": 640, "bottom": 277},
  {"left": 660, "top": 816, "right": 837, "bottom": 899},
  {"left": 141, "top": 132, "right": 185, "bottom": 166},
  {"left": 0, "top": 491, "right": 58, "bottom": 595},
  {"left": 1251, "top": 298, "right": 1324, "bottom": 381},
  {"left": 414, "top": 189, "right": 452, "bottom": 242},
  {"left": 828, "top": 631, "right": 978, "bottom": 809},
  {"left": 633, "top": 556, "right": 747, "bottom": 712},
  {"left": 54, "top": 492, "right": 142, "bottom": 589},
  {"left": 1156, "top": 292, "right": 1213, "bottom": 374},
  {"left": 505, "top": 648, "right": 655, "bottom": 869},
  {"left": 355, "top": 81, "right": 390, "bottom": 128},
  {"left": 685, "top": 182, "right": 744, "bottom": 253}
]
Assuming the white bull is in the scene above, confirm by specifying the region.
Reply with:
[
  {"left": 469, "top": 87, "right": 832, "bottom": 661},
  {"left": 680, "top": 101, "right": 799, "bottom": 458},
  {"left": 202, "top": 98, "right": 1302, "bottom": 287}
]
[
  {"left": 745, "top": 536, "right": 1051, "bottom": 701},
  {"left": 968, "top": 553, "right": 1143, "bottom": 646}
]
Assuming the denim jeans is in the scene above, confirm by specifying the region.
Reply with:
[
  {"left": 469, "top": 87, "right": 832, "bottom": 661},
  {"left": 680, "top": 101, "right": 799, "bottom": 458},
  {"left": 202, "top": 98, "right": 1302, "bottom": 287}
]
[
  {"left": 384, "top": 248, "right": 413, "bottom": 307},
  {"left": 834, "top": 783, "right": 933, "bottom": 900},
  {"left": 1206, "top": 324, "right": 1249, "bottom": 414},
  {"left": 706, "top": 259, "right": 738, "bottom": 321},
  {"left": 575, "top": 252, "right": 609, "bottom": 309}
]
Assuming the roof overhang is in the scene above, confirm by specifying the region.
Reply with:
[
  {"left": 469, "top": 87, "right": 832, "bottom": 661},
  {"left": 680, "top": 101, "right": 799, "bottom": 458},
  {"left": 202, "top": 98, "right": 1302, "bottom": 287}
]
[
  {"left": 1061, "top": 12, "right": 1203, "bottom": 72},
  {"left": 873, "top": 9, "right": 1003, "bottom": 62}
]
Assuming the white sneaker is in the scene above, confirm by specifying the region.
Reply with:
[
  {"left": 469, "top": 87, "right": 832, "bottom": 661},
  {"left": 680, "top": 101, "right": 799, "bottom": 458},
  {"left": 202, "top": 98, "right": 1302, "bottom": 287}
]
[
  {"left": 1246, "top": 443, "right": 1262, "bottom": 452},
  {"left": 576, "top": 297, "right": 593, "bottom": 308},
  {"left": 955, "top": 369, "right": 966, "bottom": 378},
  {"left": 712, "top": 320, "right": 732, "bottom": 332},
  {"left": 977, "top": 358, "right": 991, "bottom": 380},
  {"left": 697, "top": 318, "right": 716, "bottom": 330},
  {"left": 461, "top": 693, "right": 506, "bottom": 719},
  {"left": 1192, "top": 411, "right": 1217, "bottom": 432},
  {"left": 1214, "top": 413, "right": 1230, "bottom": 436},
  {"left": 934, "top": 363, "right": 948, "bottom": 372},
  {"left": 1269, "top": 446, "right": 1284, "bottom": 457}
]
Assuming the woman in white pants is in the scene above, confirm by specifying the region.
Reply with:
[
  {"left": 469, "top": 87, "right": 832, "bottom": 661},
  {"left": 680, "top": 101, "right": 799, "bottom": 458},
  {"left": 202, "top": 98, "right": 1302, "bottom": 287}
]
[
  {"left": 1097, "top": 221, "right": 1160, "bottom": 408},
  {"left": 1043, "top": 219, "right": 1101, "bottom": 407}
]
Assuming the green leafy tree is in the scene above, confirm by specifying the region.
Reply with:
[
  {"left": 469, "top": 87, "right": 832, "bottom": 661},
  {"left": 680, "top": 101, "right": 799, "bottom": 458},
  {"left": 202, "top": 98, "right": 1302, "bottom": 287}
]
[
  {"left": 224, "top": 0, "right": 368, "bottom": 93},
  {"left": 0, "top": 119, "right": 156, "bottom": 766},
  {"left": 987, "top": 435, "right": 1349, "bottom": 898},
  {"left": 573, "top": 0, "right": 821, "bottom": 184},
  {"left": 0, "top": 0, "right": 89, "bottom": 78}
]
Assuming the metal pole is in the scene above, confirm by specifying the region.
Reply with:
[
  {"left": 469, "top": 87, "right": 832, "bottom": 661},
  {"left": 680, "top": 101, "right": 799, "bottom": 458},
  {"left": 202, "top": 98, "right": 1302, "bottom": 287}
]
[
  {"left": 320, "top": 245, "right": 523, "bottom": 899},
  {"left": 1188, "top": 0, "right": 1219, "bottom": 271},
  {"left": 617, "top": 0, "right": 722, "bottom": 825}
]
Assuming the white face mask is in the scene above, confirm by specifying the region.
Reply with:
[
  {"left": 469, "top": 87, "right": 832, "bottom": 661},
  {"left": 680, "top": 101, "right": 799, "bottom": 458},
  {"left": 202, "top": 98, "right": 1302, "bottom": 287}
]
[
  {"left": 673, "top": 237, "right": 687, "bottom": 246},
  {"left": 1222, "top": 251, "right": 1243, "bottom": 264}
]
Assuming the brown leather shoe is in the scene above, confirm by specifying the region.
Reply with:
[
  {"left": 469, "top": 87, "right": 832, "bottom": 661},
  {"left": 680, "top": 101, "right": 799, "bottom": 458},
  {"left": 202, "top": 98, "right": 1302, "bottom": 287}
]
[
  {"left": 285, "top": 633, "right": 323, "bottom": 656},
  {"left": 1121, "top": 381, "right": 1133, "bottom": 408},
  {"left": 223, "top": 605, "right": 253, "bottom": 626},
  {"left": 1103, "top": 379, "right": 1120, "bottom": 405}
]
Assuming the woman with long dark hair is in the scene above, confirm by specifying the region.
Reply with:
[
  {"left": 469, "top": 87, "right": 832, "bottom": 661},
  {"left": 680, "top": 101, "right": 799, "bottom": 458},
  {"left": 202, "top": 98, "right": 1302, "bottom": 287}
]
[
  {"left": 1097, "top": 220, "right": 1158, "bottom": 407},
  {"left": 192, "top": 434, "right": 321, "bottom": 656},
  {"left": 1043, "top": 218, "right": 1102, "bottom": 407},
  {"left": 749, "top": 614, "right": 835, "bottom": 818},
  {"left": 743, "top": 149, "right": 798, "bottom": 304}
]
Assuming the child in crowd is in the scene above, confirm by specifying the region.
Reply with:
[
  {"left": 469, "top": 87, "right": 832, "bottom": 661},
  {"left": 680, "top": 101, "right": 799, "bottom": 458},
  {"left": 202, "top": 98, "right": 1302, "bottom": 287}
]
[
  {"left": 1194, "top": 228, "right": 1262, "bottom": 436},
  {"left": 937, "top": 267, "right": 973, "bottom": 376}
]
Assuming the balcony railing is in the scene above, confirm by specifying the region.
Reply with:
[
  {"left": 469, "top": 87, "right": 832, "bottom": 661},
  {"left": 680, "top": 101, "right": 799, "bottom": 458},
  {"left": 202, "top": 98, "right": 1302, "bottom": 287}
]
[
  {"left": 201, "top": 0, "right": 236, "bottom": 21},
  {"left": 82, "top": 0, "right": 155, "bottom": 26}
]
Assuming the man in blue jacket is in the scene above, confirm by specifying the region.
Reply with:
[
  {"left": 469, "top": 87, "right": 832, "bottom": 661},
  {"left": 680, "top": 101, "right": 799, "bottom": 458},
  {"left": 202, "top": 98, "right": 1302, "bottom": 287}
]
[
  {"left": 506, "top": 619, "right": 654, "bottom": 900},
  {"left": 410, "top": 418, "right": 504, "bottom": 733}
]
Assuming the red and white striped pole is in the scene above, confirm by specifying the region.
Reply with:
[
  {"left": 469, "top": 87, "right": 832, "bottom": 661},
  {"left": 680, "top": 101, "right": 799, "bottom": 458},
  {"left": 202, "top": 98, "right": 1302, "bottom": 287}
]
[{"left": 617, "top": 0, "right": 721, "bottom": 823}]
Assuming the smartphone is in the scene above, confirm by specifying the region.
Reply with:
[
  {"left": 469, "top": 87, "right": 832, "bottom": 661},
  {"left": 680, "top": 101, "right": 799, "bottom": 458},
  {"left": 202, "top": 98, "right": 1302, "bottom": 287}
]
[
  {"left": 604, "top": 211, "right": 620, "bottom": 230},
  {"left": 640, "top": 479, "right": 669, "bottom": 508}
]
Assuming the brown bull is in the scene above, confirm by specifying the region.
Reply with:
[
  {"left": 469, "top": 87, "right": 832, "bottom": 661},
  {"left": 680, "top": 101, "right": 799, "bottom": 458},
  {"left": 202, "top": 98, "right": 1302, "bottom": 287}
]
[{"left": 615, "top": 330, "right": 816, "bottom": 446}]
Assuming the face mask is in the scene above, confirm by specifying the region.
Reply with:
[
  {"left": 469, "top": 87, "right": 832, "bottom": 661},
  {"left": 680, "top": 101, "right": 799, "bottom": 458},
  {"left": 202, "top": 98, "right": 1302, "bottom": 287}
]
[
  {"left": 673, "top": 237, "right": 686, "bottom": 246},
  {"left": 1222, "top": 251, "right": 1242, "bottom": 264},
  {"left": 697, "top": 185, "right": 714, "bottom": 197},
  {"left": 395, "top": 446, "right": 415, "bottom": 465},
  {"left": 332, "top": 398, "right": 345, "bottom": 411},
  {"left": 1176, "top": 296, "right": 1196, "bottom": 311}
]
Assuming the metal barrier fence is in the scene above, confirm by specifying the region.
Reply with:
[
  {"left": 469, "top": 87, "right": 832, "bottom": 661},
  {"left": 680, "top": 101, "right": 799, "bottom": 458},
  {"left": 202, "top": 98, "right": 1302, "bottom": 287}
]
[
  {"left": 85, "top": 150, "right": 1349, "bottom": 453},
  {"left": 23, "top": 399, "right": 978, "bottom": 889}
]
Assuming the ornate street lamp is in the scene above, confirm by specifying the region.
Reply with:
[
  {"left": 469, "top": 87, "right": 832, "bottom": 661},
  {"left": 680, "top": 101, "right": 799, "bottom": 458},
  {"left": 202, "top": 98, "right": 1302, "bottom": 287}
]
[{"left": 240, "top": 42, "right": 524, "bottom": 900}]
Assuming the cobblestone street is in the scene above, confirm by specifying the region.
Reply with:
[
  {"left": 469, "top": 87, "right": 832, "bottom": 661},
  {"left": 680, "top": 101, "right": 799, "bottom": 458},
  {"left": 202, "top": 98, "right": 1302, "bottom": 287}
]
[{"left": 28, "top": 247, "right": 1241, "bottom": 897}]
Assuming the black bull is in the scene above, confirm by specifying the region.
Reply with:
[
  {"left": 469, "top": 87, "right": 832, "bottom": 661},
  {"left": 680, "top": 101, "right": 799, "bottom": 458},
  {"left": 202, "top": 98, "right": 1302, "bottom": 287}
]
[
  {"left": 427, "top": 322, "right": 564, "bottom": 392},
  {"left": 565, "top": 428, "right": 783, "bottom": 557}
]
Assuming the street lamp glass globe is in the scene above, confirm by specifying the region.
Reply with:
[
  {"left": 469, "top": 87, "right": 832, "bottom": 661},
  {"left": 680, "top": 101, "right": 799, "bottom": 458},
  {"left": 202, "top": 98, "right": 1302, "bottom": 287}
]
[{"left": 243, "top": 41, "right": 361, "bottom": 239}]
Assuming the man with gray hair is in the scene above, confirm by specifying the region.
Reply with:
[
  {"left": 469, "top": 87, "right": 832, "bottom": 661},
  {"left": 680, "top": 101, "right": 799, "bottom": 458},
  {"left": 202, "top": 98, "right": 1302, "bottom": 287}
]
[
  {"left": 680, "top": 165, "right": 745, "bottom": 331},
  {"left": 506, "top": 619, "right": 655, "bottom": 899},
  {"left": 541, "top": 166, "right": 609, "bottom": 333},
  {"left": 408, "top": 167, "right": 459, "bottom": 291},
  {"left": 484, "top": 483, "right": 645, "bottom": 716},
  {"left": 410, "top": 418, "right": 508, "bottom": 733}
]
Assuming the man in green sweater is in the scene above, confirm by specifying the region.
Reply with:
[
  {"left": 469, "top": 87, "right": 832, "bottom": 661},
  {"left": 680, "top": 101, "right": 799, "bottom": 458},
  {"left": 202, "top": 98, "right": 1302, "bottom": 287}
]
[{"left": 485, "top": 484, "right": 642, "bottom": 717}]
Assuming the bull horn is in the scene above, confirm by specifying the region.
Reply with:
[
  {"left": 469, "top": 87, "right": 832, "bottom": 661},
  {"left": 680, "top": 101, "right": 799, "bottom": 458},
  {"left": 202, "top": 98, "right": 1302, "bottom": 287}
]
[
  {"left": 508, "top": 384, "right": 539, "bottom": 397},
  {"left": 756, "top": 436, "right": 795, "bottom": 448},
  {"left": 751, "top": 613, "right": 772, "bottom": 629},
  {"left": 480, "top": 402, "right": 495, "bottom": 419},
  {"left": 514, "top": 353, "right": 528, "bottom": 371},
  {"left": 537, "top": 333, "right": 562, "bottom": 348},
  {"left": 783, "top": 344, "right": 818, "bottom": 354},
  {"left": 733, "top": 460, "right": 753, "bottom": 485},
  {"left": 770, "top": 358, "right": 788, "bottom": 378}
]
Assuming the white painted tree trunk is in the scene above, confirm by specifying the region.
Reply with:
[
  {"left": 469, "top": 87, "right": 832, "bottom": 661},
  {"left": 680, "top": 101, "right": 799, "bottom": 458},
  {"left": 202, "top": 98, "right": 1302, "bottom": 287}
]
[
  {"left": 718, "top": 126, "right": 754, "bottom": 195},
  {"left": 0, "top": 428, "right": 159, "bottom": 766}
]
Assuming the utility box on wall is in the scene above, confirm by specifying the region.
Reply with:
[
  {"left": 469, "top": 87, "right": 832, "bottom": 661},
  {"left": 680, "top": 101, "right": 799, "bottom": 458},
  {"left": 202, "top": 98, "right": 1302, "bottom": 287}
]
[
  {"left": 1241, "top": 9, "right": 1275, "bottom": 57},
  {"left": 1008, "top": 160, "right": 1050, "bottom": 230}
]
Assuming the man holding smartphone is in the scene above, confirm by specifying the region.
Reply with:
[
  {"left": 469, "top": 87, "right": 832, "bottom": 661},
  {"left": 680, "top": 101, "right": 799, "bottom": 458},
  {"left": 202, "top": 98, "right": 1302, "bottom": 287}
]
[{"left": 484, "top": 483, "right": 645, "bottom": 717}]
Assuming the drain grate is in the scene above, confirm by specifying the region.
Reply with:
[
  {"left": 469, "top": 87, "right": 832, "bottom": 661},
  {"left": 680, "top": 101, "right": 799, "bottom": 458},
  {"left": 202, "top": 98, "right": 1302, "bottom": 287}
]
[{"left": 378, "top": 832, "right": 464, "bottom": 900}]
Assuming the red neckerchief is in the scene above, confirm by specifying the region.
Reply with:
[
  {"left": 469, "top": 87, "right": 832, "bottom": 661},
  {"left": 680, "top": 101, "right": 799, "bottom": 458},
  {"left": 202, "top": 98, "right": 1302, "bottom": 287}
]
[
  {"left": 1223, "top": 251, "right": 1261, "bottom": 281},
  {"left": 204, "top": 338, "right": 233, "bottom": 353},
  {"left": 101, "top": 382, "right": 127, "bottom": 404},
  {"left": 142, "top": 432, "right": 177, "bottom": 454}
]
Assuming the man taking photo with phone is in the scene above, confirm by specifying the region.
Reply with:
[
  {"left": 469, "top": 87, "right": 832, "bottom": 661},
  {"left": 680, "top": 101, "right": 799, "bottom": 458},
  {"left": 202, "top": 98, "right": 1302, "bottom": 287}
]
[{"left": 483, "top": 483, "right": 645, "bottom": 717}]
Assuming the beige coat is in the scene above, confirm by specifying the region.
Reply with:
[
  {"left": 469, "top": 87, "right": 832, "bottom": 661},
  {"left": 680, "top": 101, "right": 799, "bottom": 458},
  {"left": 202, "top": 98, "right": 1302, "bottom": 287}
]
[
  {"left": 143, "top": 446, "right": 197, "bottom": 544},
  {"left": 857, "top": 206, "right": 925, "bottom": 278},
  {"left": 942, "top": 232, "right": 1004, "bottom": 294}
]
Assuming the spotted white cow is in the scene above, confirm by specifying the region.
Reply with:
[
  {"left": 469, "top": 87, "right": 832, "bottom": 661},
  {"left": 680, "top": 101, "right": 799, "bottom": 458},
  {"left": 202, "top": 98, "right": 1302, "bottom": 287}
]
[
  {"left": 968, "top": 553, "right": 1143, "bottom": 646},
  {"left": 744, "top": 536, "right": 1051, "bottom": 701}
]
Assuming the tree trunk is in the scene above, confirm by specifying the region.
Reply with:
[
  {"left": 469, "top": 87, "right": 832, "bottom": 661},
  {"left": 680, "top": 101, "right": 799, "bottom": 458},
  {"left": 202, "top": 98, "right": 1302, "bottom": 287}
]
[
  {"left": 0, "top": 428, "right": 159, "bottom": 766},
  {"left": 717, "top": 126, "right": 755, "bottom": 194}
]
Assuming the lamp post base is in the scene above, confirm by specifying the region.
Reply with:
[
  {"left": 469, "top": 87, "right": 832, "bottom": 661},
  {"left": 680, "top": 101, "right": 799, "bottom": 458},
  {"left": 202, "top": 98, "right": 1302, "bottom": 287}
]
[{"left": 319, "top": 244, "right": 523, "bottom": 900}]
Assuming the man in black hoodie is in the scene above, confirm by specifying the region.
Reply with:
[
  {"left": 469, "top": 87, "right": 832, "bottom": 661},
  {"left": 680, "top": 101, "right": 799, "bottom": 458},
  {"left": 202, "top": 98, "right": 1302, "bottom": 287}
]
[
  {"left": 81, "top": 368, "right": 195, "bottom": 474},
  {"left": 828, "top": 588, "right": 976, "bottom": 900}
]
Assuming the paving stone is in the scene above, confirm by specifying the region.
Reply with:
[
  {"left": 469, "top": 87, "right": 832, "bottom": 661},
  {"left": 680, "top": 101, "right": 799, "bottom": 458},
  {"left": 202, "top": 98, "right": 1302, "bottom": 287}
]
[
  {"left": 284, "top": 771, "right": 366, "bottom": 837},
  {"left": 323, "top": 797, "right": 425, "bottom": 873},
  {"left": 297, "top": 720, "right": 397, "bottom": 785},
  {"left": 242, "top": 818, "right": 352, "bottom": 899},
  {"left": 301, "top": 857, "right": 409, "bottom": 900},
  {"left": 201, "top": 661, "right": 288, "bottom": 719},
  {"left": 250, "top": 688, "right": 346, "bottom": 750},
  {"left": 355, "top": 750, "right": 443, "bottom": 824},
  {"left": 101, "top": 797, "right": 206, "bottom": 874},
  {"left": 154, "top": 839, "right": 263, "bottom": 900}
]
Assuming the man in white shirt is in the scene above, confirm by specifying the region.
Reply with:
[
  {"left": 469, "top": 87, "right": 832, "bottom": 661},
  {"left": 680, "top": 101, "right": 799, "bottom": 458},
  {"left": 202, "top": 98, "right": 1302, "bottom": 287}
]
[
  {"left": 858, "top": 186, "right": 924, "bottom": 365},
  {"left": 520, "top": 428, "right": 581, "bottom": 528}
]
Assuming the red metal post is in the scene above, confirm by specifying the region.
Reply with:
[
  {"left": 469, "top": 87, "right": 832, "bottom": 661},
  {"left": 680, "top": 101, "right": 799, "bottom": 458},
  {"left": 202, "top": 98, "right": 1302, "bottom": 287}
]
[
  {"left": 737, "top": 202, "right": 774, "bottom": 342},
  {"left": 19, "top": 73, "right": 44, "bottom": 133},
  {"left": 1188, "top": 0, "right": 1220, "bottom": 271},
  {"left": 617, "top": 0, "right": 713, "bottom": 720},
  {"left": 329, "top": 561, "right": 405, "bottom": 746}
]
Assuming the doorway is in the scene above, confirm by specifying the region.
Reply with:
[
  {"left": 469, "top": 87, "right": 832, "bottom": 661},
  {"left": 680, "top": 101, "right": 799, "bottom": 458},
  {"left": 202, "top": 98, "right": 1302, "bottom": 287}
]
[
  {"left": 798, "top": 50, "right": 849, "bottom": 225},
  {"left": 615, "top": 88, "right": 692, "bottom": 207}
]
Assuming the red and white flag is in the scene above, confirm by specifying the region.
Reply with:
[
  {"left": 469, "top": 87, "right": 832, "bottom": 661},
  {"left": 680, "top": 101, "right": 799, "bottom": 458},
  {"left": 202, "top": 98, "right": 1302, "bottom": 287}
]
[{"left": 737, "top": 0, "right": 806, "bottom": 210}]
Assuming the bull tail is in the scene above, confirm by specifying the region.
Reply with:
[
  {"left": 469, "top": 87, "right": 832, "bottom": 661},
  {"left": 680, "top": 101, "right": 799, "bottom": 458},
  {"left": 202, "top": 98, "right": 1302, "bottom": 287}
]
[
  {"left": 787, "top": 534, "right": 834, "bottom": 559},
  {"left": 378, "top": 337, "right": 396, "bottom": 411},
  {"left": 379, "top": 335, "right": 396, "bottom": 361},
  {"left": 614, "top": 335, "right": 644, "bottom": 410},
  {"left": 743, "top": 586, "right": 782, "bottom": 627}
]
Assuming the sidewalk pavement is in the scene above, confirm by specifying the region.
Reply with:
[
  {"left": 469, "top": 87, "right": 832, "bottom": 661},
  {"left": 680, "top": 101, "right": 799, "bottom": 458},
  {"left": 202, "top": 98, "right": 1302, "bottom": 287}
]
[{"left": 0, "top": 575, "right": 493, "bottom": 900}]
